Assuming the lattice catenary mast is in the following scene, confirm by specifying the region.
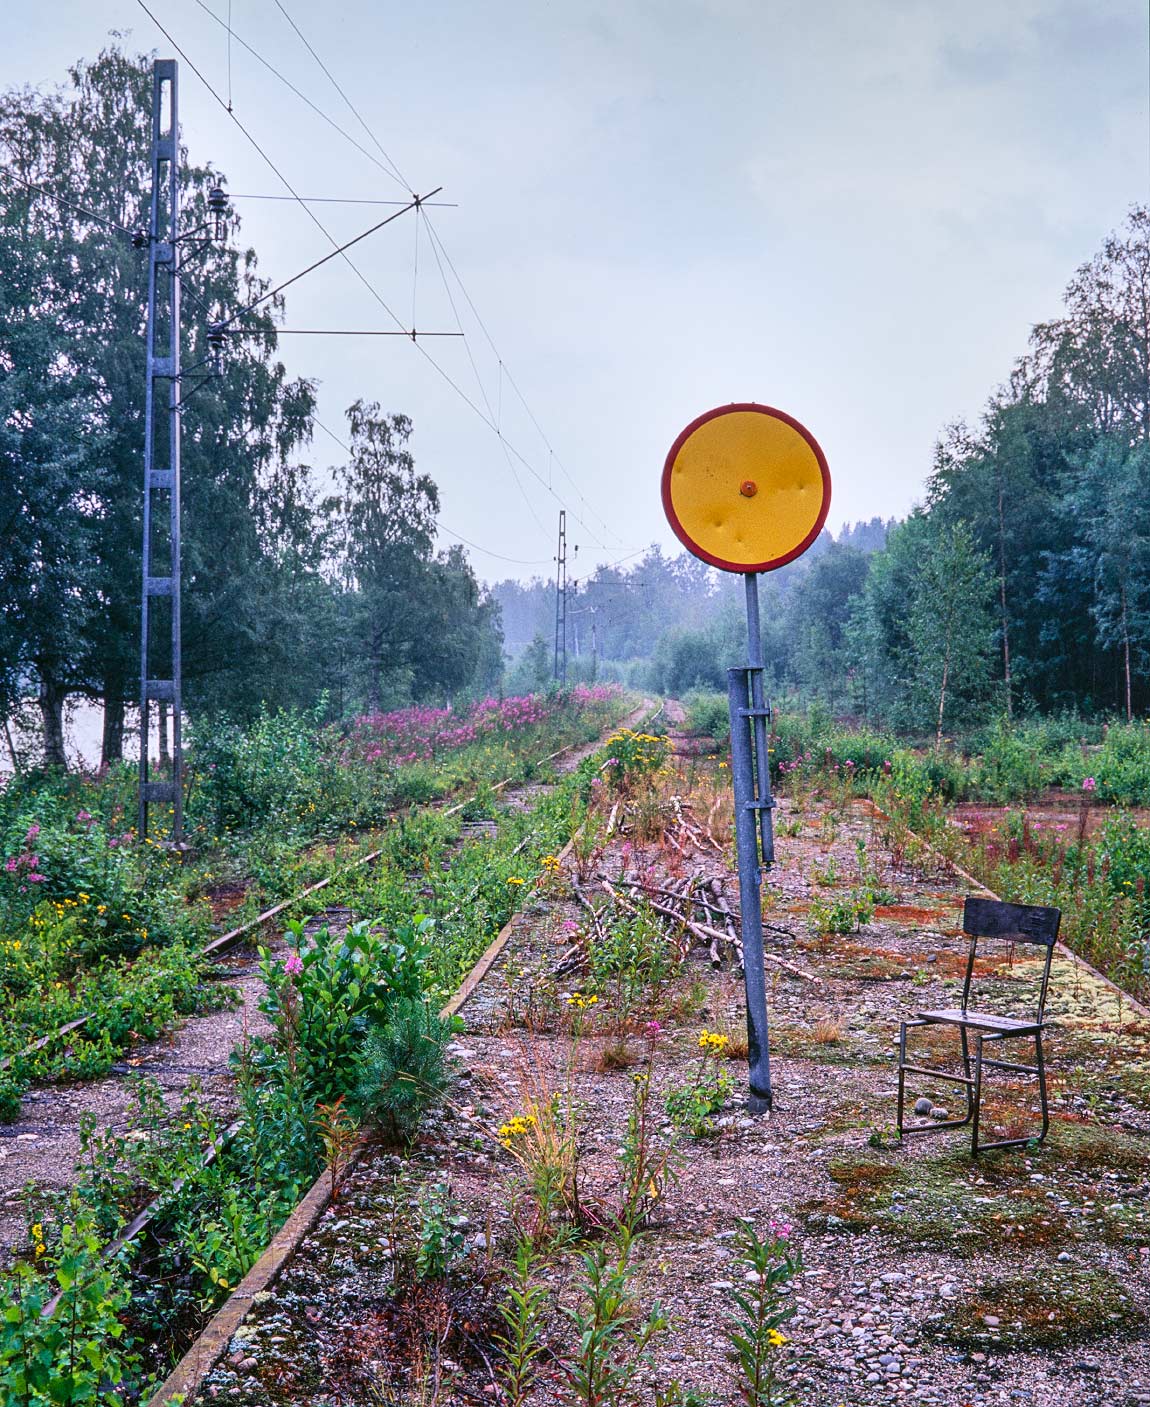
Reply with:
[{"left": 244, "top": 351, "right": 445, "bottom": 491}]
[{"left": 138, "top": 59, "right": 184, "bottom": 843}]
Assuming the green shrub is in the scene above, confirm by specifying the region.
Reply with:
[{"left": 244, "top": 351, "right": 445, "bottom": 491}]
[
  {"left": 353, "top": 997, "right": 456, "bottom": 1144},
  {"left": 684, "top": 690, "right": 730, "bottom": 744},
  {"left": 0, "top": 1073, "right": 24, "bottom": 1123},
  {"left": 0, "top": 1210, "right": 138, "bottom": 1407},
  {"left": 255, "top": 914, "right": 433, "bottom": 1104},
  {"left": 970, "top": 718, "right": 1046, "bottom": 803}
]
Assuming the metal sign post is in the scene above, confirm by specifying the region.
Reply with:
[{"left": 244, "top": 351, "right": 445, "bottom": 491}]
[{"left": 661, "top": 402, "right": 831, "bottom": 1112}]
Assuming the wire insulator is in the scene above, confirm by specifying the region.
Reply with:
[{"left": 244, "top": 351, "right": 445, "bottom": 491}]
[{"left": 207, "top": 186, "right": 229, "bottom": 239}]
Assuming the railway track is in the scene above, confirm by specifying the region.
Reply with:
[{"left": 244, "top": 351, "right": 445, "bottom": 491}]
[{"left": 0, "top": 699, "right": 661, "bottom": 1280}]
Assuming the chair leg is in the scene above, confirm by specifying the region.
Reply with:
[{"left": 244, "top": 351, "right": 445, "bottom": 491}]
[
  {"left": 897, "top": 1021, "right": 975, "bottom": 1139},
  {"left": 973, "top": 1031, "right": 1049, "bottom": 1155},
  {"left": 896, "top": 1021, "right": 908, "bottom": 1139},
  {"left": 971, "top": 1035, "right": 985, "bottom": 1156},
  {"left": 1035, "top": 1031, "right": 1049, "bottom": 1146},
  {"left": 958, "top": 1025, "right": 973, "bottom": 1127}
]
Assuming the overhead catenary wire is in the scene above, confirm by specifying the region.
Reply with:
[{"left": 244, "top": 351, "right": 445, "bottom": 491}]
[
  {"left": 136, "top": 0, "right": 613, "bottom": 554},
  {"left": 231, "top": 0, "right": 614, "bottom": 553},
  {"left": 191, "top": 0, "right": 408, "bottom": 192},
  {"left": 420, "top": 210, "right": 624, "bottom": 548},
  {"left": 236, "top": 328, "right": 463, "bottom": 337},
  {"left": 216, "top": 191, "right": 436, "bottom": 331},
  {"left": 0, "top": 164, "right": 140, "bottom": 239},
  {"left": 271, "top": 0, "right": 411, "bottom": 189},
  {"left": 267, "top": 0, "right": 609, "bottom": 547},
  {"left": 311, "top": 415, "right": 550, "bottom": 566},
  {"left": 416, "top": 203, "right": 548, "bottom": 537},
  {"left": 229, "top": 193, "right": 455, "bottom": 206}
]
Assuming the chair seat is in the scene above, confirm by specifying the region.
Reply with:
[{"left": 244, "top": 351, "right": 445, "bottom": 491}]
[{"left": 915, "top": 1008, "right": 1044, "bottom": 1034}]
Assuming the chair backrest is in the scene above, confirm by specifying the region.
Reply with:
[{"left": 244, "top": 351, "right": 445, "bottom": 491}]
[{"left": 960, "top": 897, "right": 1061, "bottom": 1022}]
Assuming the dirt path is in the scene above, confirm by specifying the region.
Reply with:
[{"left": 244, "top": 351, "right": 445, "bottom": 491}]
[{"left": 179, "top": 712, "right": 1150, "bottom": 1407}]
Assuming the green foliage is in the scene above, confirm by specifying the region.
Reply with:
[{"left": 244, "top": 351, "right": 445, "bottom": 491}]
[
  {"left": 808, "top": 890, "right": 875, "bottom": 935},
  {"left": 557, "top": 1233, "right": 667, "bottom": 1407},
  {"left": 254, "top": 915, "right": 431, "bottom": 1104},
  {"left": 601, "top": 728, "right": 671, "bottom": 791},
  {"left": 683, "top": 690, "right": 730, "bottom": 744},
  {"left": 664, "top": 1060, "right": 735, "bottom": 1139},
  {"left": 495, "top": 1238, "right": 548, "bottom": 1406},
  {"left": 651, "top": 629, "right": 726, "bottom": 695},
  {"left": 0, "top": 1211, "right": 138, "bottom": 1407},
  {"left": 589, "top": 905, "right": 679, "bottom": 1005},
  {"left": 725, "top": 1221, "right": 800, "bottom": 1407},
  {"left": 352, "top": 997, "right": 456, "bottom": 1144},
  {"left": 0, "top": 1073, "right": 24, "bottom": 1123},
  {"left": 414, "top": 1180, "right": 467, "bottom": 1281}
]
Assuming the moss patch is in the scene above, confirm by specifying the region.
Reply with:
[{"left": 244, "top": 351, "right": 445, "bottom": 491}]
[
  {"left": 807, "top": 1120, "right": 1150, "bottom": 1254},
  {"left": 934, "top": 1267, "right": 1145, "bottom": 1351}
]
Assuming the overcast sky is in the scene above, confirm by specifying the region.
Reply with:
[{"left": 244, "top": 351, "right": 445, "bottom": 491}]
[{"left": 7, "top": 1, "right": 1150, "bottom": 582}]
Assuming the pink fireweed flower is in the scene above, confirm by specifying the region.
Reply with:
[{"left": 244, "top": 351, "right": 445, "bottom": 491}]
[
  {"left": 1082, "top": 777, "right": 1097, "bottom": 792},
  {"left": 24, "top": 824, "right": 40, "bottom": 842},
  {"left": 284, "top": 951, "right": 304, "bottom": 976}
]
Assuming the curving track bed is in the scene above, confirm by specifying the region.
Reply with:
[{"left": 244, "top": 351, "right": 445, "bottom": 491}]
[{"left": 0, "top": 700, "right": 655, "bottom": 1265}]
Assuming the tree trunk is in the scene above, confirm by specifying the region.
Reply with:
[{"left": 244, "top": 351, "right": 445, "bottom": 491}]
[
  {"left": 367, "top": 625, "right": 383, "bottom": 714},
  {"left": 2, "top": 717, "right": 21, "bottom": 775},
  {"left": 158, "top": 700, "right": 171, "bottom": 769},
  {"left": 101, "top": 673, "right": 126, "bottom": 768},
  {"left": 38, "top": 669, "right": 67, "bottom": 769},
  {"left": 1121, "top": 582, "right": 1133, "bottom": 722},
  {"left": 936, "top": 641, "right": 951, "bottom": 750},
  {"left": 997, "top": 479, "right": 1012, "bottom": 718}
]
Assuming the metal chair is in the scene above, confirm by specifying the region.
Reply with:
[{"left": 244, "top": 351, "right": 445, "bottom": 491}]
[{"left": 896, "top": 896, "right": 1060, "bottom": 1155}]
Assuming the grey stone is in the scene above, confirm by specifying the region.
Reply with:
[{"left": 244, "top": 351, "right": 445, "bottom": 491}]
[{"left": 913, "top": 1097, "right": 933, "bottom": 1116}]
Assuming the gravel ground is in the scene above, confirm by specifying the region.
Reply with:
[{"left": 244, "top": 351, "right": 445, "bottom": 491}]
[
  {"left": 187, "top": 717, "right": 1150, "bottom": 1407},
  {"left": 0, "top": 941, "right": 272, "bottom": 1262}
]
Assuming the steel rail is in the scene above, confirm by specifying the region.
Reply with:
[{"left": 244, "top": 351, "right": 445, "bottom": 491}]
[
  {"left": 27, "top": 699, "right": 663, "bottom": 1327},
  {"left": 0, "top": 704, "right": 654, "bottom": 1075}
]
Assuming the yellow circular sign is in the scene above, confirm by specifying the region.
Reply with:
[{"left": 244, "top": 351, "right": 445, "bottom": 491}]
[{"left": 661, "top": 403, "right": 831, "bottom": 573}]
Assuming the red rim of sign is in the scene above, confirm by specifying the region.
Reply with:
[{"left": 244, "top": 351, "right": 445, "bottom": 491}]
[{"left": 661, "top": 402, "right": 832, "bottom": 573}]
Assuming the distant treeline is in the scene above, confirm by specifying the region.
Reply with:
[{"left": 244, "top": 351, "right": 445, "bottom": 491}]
[
  {"left": 0, "top": 48, "right": 502, "bottom": 769},
  {"left": 500, "top": 207, "right": 1150, "bottom": 736}
]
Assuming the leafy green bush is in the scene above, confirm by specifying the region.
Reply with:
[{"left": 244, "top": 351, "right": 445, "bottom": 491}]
[
  {"left": 969, "top": 718, "right": 1046, "bottom": 803},
  {"left": 1092, "top": 721, "right": 1150, "bottom": 805},
  {"left": 0, "top": 1073, "right": 24, "bottom": 1123},
  {"left": 683, "top": 690, "right": 730, "bottom": 744},
  {"left": 255, "top": 914, "right": 432, "bottom": 1104},
  {"left": 0, "top": 1209, "right": 138, "bottom": 1407}
]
